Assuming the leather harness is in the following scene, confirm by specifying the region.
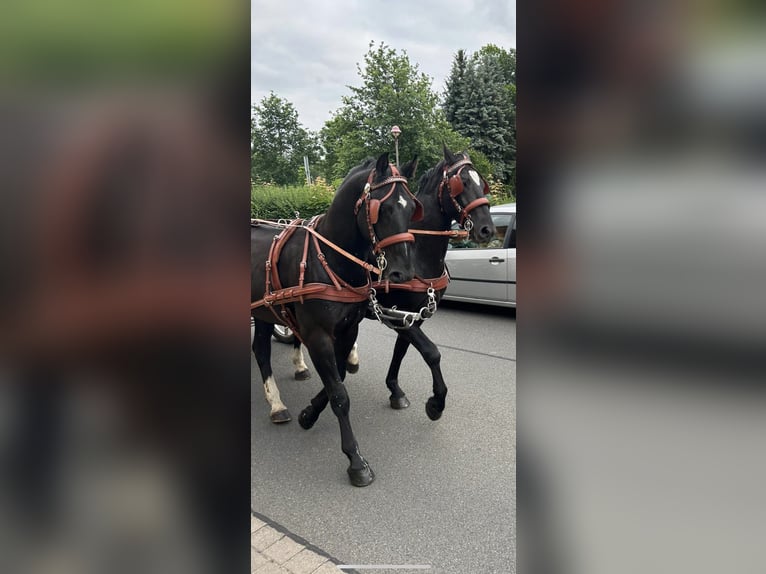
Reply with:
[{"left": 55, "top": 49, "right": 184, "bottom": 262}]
[
  {"left": 250, "top": 165, "right": 420, "bottom": 343},
  {"left": 250, "top": 157, "right": 491, "bottom": 340}
]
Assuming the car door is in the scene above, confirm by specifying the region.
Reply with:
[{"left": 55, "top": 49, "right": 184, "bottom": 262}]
[
  {"left": 507, "top": 213, "right": 516, "bottom": 305},
  {"left": 446, "top": 212, "right": 512, "bottom": 304}
]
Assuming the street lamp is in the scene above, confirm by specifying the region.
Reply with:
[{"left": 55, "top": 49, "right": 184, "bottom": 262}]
[{"left": 390, "top": 125, "right": 401, "bottom": 166}]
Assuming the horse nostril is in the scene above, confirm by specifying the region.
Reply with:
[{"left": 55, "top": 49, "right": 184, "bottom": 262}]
[
  {"left": 480, "top": 226, "right": 492, "bottom": 241},
  {"left": 388, "top": 271, "right": 404, "bottom": 283}
]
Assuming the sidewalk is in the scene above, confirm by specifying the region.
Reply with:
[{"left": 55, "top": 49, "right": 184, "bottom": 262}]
[{"left": 251, "top": 512, "right": 358, "bottom": 574}]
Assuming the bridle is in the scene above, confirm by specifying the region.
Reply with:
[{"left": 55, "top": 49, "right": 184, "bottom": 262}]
[
  {"left": 354, "top": 164, "right": 424, "bottom": 270},
  {"left": 438, "top": 156, "right": 490, "bottom": 231}
]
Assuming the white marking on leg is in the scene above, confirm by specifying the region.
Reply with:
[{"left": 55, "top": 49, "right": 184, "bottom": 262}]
[
  {"left": 263, "top": 375, "right": 287, "bottom": 415},
  {"left": 347, "top": 342, "right": 359, "bottom": 367},
  {"left": 292, "top": 346, "right": 308, "bottom": 374}
]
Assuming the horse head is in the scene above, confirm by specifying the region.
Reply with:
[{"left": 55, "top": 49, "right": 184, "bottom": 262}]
[
  {"left": 354, "top": 152, "right": 420, "bottom": 283},
  {"left": 439, "top": 145, "right": 495, "bottom": 243}
]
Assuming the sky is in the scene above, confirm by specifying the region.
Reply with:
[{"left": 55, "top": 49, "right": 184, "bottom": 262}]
[{"left": 251, "top": 0, "right": 516, "bottom": 133}]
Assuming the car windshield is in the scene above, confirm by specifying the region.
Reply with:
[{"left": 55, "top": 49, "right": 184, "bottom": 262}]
[{"left": 449, "top": 214, "right": 511, "bottom": 249}]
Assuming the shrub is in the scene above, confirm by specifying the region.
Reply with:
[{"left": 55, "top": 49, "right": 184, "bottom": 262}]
[
  {"left": 486, "top": 174, "right": 515, "bottom": 206},
  {"left": 251, "top": 182, "right": 335, "bottom": 220}
]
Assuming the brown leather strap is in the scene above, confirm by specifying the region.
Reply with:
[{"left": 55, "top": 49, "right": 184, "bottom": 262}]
[
  {"left": 459, "top": 196, "right": 491, "bottom": 225},
  {"left": 312, "top": 235, "right": 343, "bottom": 290},
  {"left": 269, "top": 219, "right": 303, "bottom": 293},
  {"left": 303, "top": 224, "right": 381, "bottom": 275},
  {"left": 444, "top": 157, "right": 473, "bottom": 176},
  {"left": 375, "top": 232, "right": 415, "bottom": 252},
  {"left": 252, "top": 215, "right": 376, "bottom": 316},
  {"left": 251, "top": 282, "right": 370, "bottom": 309},
  {"left": 409, "top": 228, "right": 469, "bottom": 238},
  {"left": 371, "top": 270, "right": 450, "bottom": 293},
  {"left": 299, "top": 229, "right": 310, "bottom": 292}
]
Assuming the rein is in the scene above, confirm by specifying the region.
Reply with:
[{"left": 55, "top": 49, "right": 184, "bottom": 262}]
[
  {"left": 303, "top": 222, "right": 381, "bottom": 275},
  {"left": 251, "top": 218, "right": 379, "bottom": 274},
  {"left": 409, "top": 228, "right": 469, "bottom": 239}
]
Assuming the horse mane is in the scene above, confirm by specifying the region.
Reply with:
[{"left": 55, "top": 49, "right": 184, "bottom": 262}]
[
  {"left": 344, "top": 157, "right": 376, "bottom": 180},
  {"left": 331, "top": 157, "right": 376, "bottom": 197},
  {"left": 417, "top": 163, "right": 443, "bottom": 195}
]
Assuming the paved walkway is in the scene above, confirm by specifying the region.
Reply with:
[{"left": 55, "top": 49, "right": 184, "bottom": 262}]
[{"left": 251, "top": 512, "right": 358, "bottom": 574}]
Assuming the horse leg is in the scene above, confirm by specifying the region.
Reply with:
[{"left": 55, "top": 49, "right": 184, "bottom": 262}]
[
  {"left": 298, "top": 388, "right": 328, "bottom": 430},
  {"left": 298, "top": 330, "right": 356, "bottom": 429},
  {"left": 345, "top": 341, "right": 359, "bottom": 374},
  {"left": 252, "top": 318, "right": 291, "bottom": 423},
  {"left": 406, "top": 325, "right": 448, "bottom": 421},
  {"left": 384, "top": 333, "right": 413, "bottom": 409},
  {"left": 302, "top": 329, "right": 374, "bottom": 486},
  {"left": 292, "top": 340, "right": 311, "bottom": 380}
]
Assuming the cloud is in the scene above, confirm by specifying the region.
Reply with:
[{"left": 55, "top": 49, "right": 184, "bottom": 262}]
[{"left": 251, "top": 0, "right": 516, "bottom": 131}]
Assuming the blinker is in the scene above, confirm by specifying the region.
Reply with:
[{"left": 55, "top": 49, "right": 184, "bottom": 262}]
[
  {"left": 412, "top": 198, "right": 424, "bottom": 222},
  {"left": 369, "top": 199, "right": 381, "bottom": 224},
  {"left": 448, "top": 173, "right": 464, "bottom": 197}
]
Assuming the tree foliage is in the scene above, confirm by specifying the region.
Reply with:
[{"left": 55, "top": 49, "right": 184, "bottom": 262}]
[
  {"left": 320, "top": 42, "right": 479, "bottom": 187},
  {"left": 251, "top": 92, "right": 319, "bottom": 185},
  {"left": 444, "top": 45, "right": 516, "bottom": 190}
]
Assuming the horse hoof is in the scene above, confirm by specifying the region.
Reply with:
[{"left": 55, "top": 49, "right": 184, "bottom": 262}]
[
  {"left": 347, "top": 463, "right": 375, "bottom": 487},
  {"left": 270, "top": 409, "right": 292, "bottom": 424},
  {"left": 298, "top": 408, "right": 316, "bottom": 430},
  {"left": 425, "top": 398, "right": 443, "bottom": 421},
  {"left": 389, "top": 395, "right": 410, "bottom": 410},
  {"left": 346, "top": 362, "right": 359, "bottom": 374},
  {"left": 294, "top": 369, "right": 311, "bottom": 381}
]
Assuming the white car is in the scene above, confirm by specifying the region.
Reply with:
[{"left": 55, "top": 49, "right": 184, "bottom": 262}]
[{"left": 443, "top": 202, "right": 516, "bottom": 308}]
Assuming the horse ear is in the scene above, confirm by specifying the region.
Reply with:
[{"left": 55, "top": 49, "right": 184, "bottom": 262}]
[
  {"left": 375, "top": 152, "right": 390, "bottom": 176},
  {"left": 443, "top": 143, "right": 457, "bottom": 164},
  {"left": 400, "top": 156, "right": 418, "bottom": 179}
]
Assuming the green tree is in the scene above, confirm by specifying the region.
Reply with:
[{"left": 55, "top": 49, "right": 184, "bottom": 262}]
[
  {"left": 444, "top": 49, "right": 469, "bottom": 130},
  {"left": 320, "top": 42, "right": 477, "bottom": 188},
  {"left": 251, "top": 92, "right": 319, "bottom": 185},
  {"left": 443, "top": 45, "right": 516, "bottom": 189}
]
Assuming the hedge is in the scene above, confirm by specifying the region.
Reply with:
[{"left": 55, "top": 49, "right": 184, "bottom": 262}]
[
  {"left": 251, "top": 177, "right": 514, "bottom": 221},
  {"left": 251, "top": 182, "right": 334, "bottom": 220}
]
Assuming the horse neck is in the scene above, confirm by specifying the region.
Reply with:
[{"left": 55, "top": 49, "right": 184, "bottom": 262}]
[
  {"left": 412, "top": 168, "right": 453, "bottom": 278},
  {"left": 316, "top": 182, "right": 370, "bottom": 277}
]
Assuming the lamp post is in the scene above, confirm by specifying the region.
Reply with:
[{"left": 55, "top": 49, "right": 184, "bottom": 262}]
[{"left": 390, "top": 125, "right": 401, "bottom": 166}]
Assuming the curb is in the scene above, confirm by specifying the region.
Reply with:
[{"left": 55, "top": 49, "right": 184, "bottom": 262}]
[{"left": 252, "top": 510, "right": 359, "bottom": 574}]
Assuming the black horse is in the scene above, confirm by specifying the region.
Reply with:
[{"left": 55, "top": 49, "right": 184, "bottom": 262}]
[
  {"left": 251, "top": 153, "right": 420, "bottom": 486},
  {"left": 296, "top": 146, "right": 495, "bottom": 425}
]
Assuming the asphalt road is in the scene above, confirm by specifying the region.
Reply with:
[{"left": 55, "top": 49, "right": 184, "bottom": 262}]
[{"left": 251, "top": 301, "right": 516, "bottom": 574}]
